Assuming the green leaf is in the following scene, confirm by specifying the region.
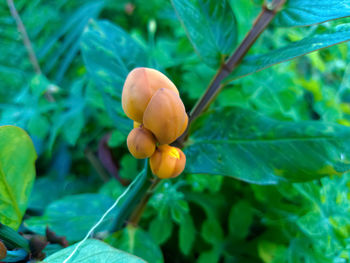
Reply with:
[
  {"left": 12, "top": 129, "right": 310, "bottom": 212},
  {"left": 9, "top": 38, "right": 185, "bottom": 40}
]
[
  {"left": 0, "top": 125, "right": 36, "bottom": 229},
  {"left": 42, "top": 1, "right": 105, "bottom": 83},
  {"left": 275, "top": 1, "right": 350, "bottom": 27},
  {"left": 27, "top": 114, "right": 50, "bottom": 139},
  {"left": 297, "top": 210, "right": 329, "bottom": 237},
  {"left": 62, "top": 111, "right": 85, "bottom": 146},
  {"left": 81, "top": 19, "right": 147, "bottom": 134},
  {"left": 99, "top": 179, "right": 126, "bottom": 200},
  {"left": 253, "top": 174, "right": 350, "bottom": 261},
  {"left": 149, "top": 214, "right": 173, "bottom": 245},
  {"left": 48, "top": 79, "right": 86, "bottom": 150},
  {"left": 197, "top": 247, "right": 221, "bottom": 263},
  {"left": 171, "top": 0, "right": 237, "bottom": 68},
  {"left": 111, "top": 163, "right": 154, "bottom": 232},
  {"left": 81, "top": 19, "right": 148, "bottom": 97},
  {"left": 229, "top": 0, "right": 260, "bottom": 42},
  {"left": 108, "top": 129, "right": 127, "bottom": 148},
  {"left": 186, "top": 174, "right": 223, "bottom": 193},
  {"left": 185, "top": 107, "right": 350, "bottom": 184},
  {"left": 179, "top": 214, "right": 196, "bottom": 255},
  {"left": 229, "top": 24, "right": 350, "bottom": 81},
  {"left": 201, "top": 218, "right": 224, "bottom": 245},
  {"left": 120, "top": 155, "right": 139, "bottom": 180},
  {"left": 258, "top": 241, "right": 287, "bottom": 263},
  {"left": 171, "top": 199, "right": 189, "bottom": 223},
  {"left": 25, "top": 193, "right": 116, "bottom": 242},
  {"left": 28, "top": 176, "right": 88, "bottom": 211},
  {"left": 228, "top": 201, "right": 253, "bottom": 239},
  {"left": 105, "top": 226, "right": 164, "bottom": 263},
  {"left": 45, "top": 239, "right": 146, "bottom": 263}
]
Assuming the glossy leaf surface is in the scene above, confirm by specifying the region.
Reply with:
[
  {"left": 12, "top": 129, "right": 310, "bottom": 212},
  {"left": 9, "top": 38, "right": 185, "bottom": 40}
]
[
  {"left": 45, "top": 239, "right": 146, "bottom": 263},
  {"left": 171, "top": 0, "right": 237, "bottom": 67},
  {"left": 185, "top": 107, "right": 350, "bottom": 184},
  {"left": 230, "top": 24, "right": 350, "bottom": 81},
  {"left": 275, "top": 1, "right": 350, "bottom": 27}
]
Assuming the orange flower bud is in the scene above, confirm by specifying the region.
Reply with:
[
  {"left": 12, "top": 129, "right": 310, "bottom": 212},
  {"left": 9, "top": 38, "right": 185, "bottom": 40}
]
[
  {"left": 150, "top": 145, "right": 186, "bottom": 179},
  {"left": 122, "top": 67, "right": 179, "bottom": 122},
  {"left": 127, "top": 127, "right": 156, "bottom": 159},
  {"left": 143, "top": 88, "right": 188, "bottom": 144}
]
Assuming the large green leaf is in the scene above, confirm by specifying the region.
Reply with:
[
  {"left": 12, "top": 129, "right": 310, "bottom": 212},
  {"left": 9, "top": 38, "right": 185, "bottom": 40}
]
[
  {"left": 185, "top": 107, "right": 350, "bottom": 184},
  {"left": 24, "top": 194, "right": 116, "bottom": 242},
  {"left": 25, "top": 166, "right": 153, "bottom": 240},
  {"left": 171, "top": 0, "right": 237, "bottom": 68},
  {"left": 45, "top": 239, "right": 146, "bottom": 263},
  {"left": 0, "top": 125, "right": 36, "bottom": 229},
  {"left": 179, "top": 214, "right": 195, "bottom": 255},
  {"left": 149, "top": 214, "right": 173, "bottom": 245},
  {"left": 40, "top": 0, "right": 105, "bottom": 83},
  {"left": 28, "top": 175, "right": 88, "bottom": 211},
  {"left": 105, "top": 226, "right": 164, "bottom": 263},
  {"left": 81, "top": 20, "right": 148, "bottom": 97},
  {"left": 228, "top": 24, "right": 350, "bottom": 81},
  {"left": 228, "top": 201, "right": 253, "bottom": 240},
  {"left": 275, "top": 0, "right": 350, "bottom": 27},
  {"left": 81, "top": 20, "right": 147, "bottom": 134}
]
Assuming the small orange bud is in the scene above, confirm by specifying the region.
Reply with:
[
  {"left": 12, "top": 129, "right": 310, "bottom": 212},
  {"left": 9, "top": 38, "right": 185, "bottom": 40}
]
[
  {"left": 122, "top": 68, "right": 179, "bottom": 122},
  {"left": 150, "top": 145, "right": 186, "bottom": 179},
  {"left": 127, "top": 127, "right": 156, "bottom": 159},
  {"left": 143, "top": 88, "right": 188, "bottom": 144}
]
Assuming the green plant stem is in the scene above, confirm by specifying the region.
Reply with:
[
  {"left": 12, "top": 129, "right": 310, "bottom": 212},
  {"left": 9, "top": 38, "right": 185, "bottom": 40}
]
[
  {"left": 6, "top": 0, "right": 55, "bottom": 102},
  {"left": 125, "top": 0, "right": 286, "bottom": 228},
  {"left": 84, "top": 147, "right": 110, "bottom": 183},
  {"left": 111, "top": 159, "right": 154, "bottom": 232},
  {"left": 128, "top": 177, "right": 161, "bottom": 226},
  {"left": 0, "top": 224, "right": 29, "bottom": 252}
]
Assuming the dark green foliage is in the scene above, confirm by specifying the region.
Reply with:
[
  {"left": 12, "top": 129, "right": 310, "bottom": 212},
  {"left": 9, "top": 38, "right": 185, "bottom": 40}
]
[
  {"left": 171, "top": 0, "right": 237, "bottom": 67},
  {"left": 2, "top": 0, "right": 350, "bottom": 262},
  {"left": 186, "top": 106, "right": 350, "bottom": 184}
]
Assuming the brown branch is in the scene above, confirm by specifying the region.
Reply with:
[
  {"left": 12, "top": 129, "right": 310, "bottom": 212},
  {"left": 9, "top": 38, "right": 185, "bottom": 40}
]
[
  {"left": 7, "top": 0, "right": 55, "bottom": 102},
  {"left": 175, "top": 0, "right": 286, "bottom": 146}
]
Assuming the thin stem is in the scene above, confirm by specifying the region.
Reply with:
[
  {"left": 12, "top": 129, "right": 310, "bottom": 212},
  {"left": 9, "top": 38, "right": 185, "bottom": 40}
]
[
  {"left": 7, "top": 0, "right": 55, "bottom": 102},
  {"left": 84, "top": 147, "right": 110, "bottom": 183},
  {"left": 7, "top": 0, "right": 41, "bottom": 75},
  {"left": 111, "top": 159, "right": 153, "bottom": 232},
  {"left": 176, "top": 0, "right": 286, "bottom": 145},
  {"left": 128, "top": 178, "right": 161, "bottom": 226}
]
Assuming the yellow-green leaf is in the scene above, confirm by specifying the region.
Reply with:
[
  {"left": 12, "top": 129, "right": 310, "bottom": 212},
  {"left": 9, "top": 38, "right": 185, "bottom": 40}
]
[{"left": 0, "top": 125, "right": 36, "bottom": 229}]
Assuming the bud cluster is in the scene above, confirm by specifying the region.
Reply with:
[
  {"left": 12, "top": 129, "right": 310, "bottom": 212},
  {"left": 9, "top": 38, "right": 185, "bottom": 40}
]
[{"left": 122, "top": 68, "right": 187, "bottom": 179}]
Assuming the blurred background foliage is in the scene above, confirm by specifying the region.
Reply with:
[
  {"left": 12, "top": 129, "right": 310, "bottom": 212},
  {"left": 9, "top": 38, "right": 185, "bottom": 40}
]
[{"left": 2, "top": 0, "right": 350, "bottom": 262}]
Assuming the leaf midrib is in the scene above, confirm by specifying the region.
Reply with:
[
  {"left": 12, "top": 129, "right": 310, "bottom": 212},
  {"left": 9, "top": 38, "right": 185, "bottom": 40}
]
[
  {"left": 0, "top": 161, "right": 22, "bottom": 224},
  {"left": 191, "top": 136, "right": 349, "bottom": 144}
]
